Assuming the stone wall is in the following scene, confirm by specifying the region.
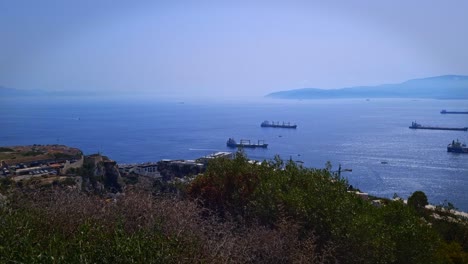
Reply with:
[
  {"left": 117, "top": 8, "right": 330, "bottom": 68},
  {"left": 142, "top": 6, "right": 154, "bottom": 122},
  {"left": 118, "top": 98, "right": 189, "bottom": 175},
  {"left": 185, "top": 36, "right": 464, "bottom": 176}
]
[{"left": 61, "top": 155, "right": 84, "bottom": 174}]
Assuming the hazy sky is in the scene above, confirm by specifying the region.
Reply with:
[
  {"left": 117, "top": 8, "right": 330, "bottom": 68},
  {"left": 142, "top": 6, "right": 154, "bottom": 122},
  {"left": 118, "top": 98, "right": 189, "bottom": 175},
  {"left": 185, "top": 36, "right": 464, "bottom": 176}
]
[{"left": 1, "top": 0, "right": 468, "bottom": 98}]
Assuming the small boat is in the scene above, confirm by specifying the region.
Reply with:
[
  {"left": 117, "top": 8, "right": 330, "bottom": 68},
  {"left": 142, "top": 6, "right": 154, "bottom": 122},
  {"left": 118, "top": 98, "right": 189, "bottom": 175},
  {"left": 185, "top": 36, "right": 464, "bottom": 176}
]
[{"left": 226, "top": 138, "right": 268, "bottom": 148}]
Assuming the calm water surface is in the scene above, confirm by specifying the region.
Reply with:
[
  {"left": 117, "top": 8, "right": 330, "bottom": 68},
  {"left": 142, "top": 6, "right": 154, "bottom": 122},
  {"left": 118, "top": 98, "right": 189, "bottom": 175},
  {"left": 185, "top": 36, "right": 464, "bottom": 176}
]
[{"left": 1, "top": 98, "right": 467, "bottom": 210}]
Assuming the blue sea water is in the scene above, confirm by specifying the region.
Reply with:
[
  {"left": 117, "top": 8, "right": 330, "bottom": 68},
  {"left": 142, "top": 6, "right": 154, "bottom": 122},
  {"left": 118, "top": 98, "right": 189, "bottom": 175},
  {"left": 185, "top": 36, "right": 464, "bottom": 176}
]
[{"left": 1, "top": 97, "right": 468, "bottom": 210}]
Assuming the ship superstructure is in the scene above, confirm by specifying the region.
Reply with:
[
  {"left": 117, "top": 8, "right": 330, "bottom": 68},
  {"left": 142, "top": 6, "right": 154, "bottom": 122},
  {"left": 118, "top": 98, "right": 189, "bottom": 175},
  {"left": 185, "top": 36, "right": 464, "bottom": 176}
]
[{"left": 261, "top": 121, "right": 297, "bottom": 129}]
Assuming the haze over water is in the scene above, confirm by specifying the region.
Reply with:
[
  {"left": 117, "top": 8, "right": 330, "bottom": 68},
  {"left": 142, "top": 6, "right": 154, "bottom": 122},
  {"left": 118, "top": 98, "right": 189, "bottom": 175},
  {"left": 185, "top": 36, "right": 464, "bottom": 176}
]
[{"left": 1, "top": 98, "right": 467, "bottom": 211}]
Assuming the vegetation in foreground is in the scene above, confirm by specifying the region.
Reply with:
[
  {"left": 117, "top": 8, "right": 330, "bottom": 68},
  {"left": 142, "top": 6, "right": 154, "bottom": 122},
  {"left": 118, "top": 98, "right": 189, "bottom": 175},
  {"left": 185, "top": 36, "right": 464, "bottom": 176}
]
[{"left": 1, "top": 152, "right": 467, "bottom": 263}]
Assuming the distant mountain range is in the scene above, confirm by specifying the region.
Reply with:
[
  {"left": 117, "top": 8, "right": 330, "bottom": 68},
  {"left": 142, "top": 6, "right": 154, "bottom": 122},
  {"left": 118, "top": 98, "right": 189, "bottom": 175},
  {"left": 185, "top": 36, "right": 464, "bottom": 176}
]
[
  {"left": 266, "top": 75, "right": 468, "bottom": 100},
  {"left": 0, "top": 86, "right": 43, "bottom": 96},
  {"left": 0, "top": 86, "right": 98, "bottom": 97}
]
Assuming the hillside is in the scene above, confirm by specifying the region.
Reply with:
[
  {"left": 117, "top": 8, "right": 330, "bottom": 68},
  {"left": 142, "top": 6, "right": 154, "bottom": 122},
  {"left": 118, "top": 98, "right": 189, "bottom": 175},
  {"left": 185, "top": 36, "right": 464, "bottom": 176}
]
[
  {"left": 1, "top": 151, "right": 468, "bottom": 263},
  {"left": 266, "top": 75, "right": 468, "bottom": 99}
]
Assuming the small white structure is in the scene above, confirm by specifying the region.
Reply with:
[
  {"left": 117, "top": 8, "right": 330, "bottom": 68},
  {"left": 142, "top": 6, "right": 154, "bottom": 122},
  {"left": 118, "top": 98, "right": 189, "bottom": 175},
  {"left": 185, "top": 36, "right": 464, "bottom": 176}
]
[
  {"left": 134, "top": 163, "right": 160, "bottom": 178},
  {"left": 348, "top": 191, "right": 369, "bottom": 200},
  {"left": 198, "top": 152, "right": 233, "bottom": 164}
]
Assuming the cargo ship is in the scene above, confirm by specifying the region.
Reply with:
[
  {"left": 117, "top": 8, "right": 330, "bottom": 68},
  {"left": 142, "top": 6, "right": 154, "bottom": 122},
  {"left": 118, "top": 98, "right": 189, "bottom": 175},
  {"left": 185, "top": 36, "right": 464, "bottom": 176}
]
[
  {"left": 447, "top": 139, "right": 468, "bottom": 153},
  {"left": 441, "top": 110, "right": 468, "bottom": 114},
  {"left": 261, "top": 121, "right": 297, "bottom": 129},
  {"left": 409, "top": 121, "right": 468, "bottom": 131},
  {"left": 226, "top": 138, "right": 268, "bottom": 148}
]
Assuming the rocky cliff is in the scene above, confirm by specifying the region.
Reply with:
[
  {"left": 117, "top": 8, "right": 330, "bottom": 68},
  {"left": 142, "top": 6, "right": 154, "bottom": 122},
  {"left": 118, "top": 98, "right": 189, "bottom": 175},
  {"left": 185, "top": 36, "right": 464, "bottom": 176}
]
[{"left": 82, "top": 154, "right": 124, "bottom": 193}]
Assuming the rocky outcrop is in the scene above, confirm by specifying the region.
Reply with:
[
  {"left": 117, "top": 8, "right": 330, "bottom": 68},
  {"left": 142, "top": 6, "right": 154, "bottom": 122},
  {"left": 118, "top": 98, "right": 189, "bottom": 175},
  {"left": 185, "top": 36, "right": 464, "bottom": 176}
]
[
  {"left": 82, "top": 154, "right": 124, "bottom": 193},
  {"left": 157, "top": 160, "right": 205, "bottom": 181},
  {"left": 100, "top": 160, "right": 123, "bottom": 192}
]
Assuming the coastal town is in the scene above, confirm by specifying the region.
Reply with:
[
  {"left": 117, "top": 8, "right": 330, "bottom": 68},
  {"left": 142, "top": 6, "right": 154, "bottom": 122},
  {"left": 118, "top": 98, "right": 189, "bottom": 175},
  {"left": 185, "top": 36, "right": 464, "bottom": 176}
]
[
  {"left": 3, "top": 144, "right": 468, "bottom": 220},
  {"left": 0, "top": 145, "right": 84, "bottom": 179},
  {"left": 1, "top": 144, "right": 371, "bottom": 199},
  {"left": 0, "top": 144, "right": 421, "bottom": 208},
  {"left": 0, "top": 144, "right": 235, "bottom": 192}
]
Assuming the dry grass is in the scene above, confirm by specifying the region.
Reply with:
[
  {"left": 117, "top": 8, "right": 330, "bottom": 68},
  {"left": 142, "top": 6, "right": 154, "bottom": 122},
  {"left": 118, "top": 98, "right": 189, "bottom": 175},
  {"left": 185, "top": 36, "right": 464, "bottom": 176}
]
[
  {"left": 5, "top": 189, "right": 335, "bottom": 263},
  {"left": 0, "top": 144, "right": 81, "bottom": 164}
]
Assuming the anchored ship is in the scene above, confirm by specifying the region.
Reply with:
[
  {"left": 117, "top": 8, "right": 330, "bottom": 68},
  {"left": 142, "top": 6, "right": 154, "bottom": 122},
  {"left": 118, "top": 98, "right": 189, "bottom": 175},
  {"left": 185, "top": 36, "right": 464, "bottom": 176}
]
[
  {"left": 441, "top": 110, "right": 468, "bottom": 114},
  {"left": 409, "top": 121, "right": 468, "bottom": 131},
  {"left": 227, "top": 138, "right": 268, "bottom": 148},
  {"left": 261, "top": 121, "right": 297, "bottom": 129},
  {"left": 447, "top": 139, "right": 468, "bottom": 153}
]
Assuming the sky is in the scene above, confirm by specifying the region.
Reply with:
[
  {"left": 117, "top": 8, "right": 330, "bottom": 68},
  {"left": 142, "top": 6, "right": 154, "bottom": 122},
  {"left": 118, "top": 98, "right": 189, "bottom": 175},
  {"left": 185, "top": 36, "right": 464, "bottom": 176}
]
[{"left": 1, "top": 0, "right": 468, "bottom": 98}]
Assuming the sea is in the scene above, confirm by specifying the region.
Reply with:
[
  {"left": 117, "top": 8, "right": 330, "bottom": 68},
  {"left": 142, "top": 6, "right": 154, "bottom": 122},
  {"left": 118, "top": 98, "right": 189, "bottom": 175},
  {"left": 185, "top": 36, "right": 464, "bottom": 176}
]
[{"left": 1, "top": 97, "right": 468, "bottom": 211}]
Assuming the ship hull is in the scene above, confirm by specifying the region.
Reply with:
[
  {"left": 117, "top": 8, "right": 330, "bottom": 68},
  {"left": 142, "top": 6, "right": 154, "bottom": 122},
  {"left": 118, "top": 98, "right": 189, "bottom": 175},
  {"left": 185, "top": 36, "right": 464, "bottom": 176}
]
[
  {"left": 447, "top": 147, "right": 468, "bottom": 153},
  {"left": 261, "top": 124, "right": 297, "bottom": 129},
  {"left": 409, "top": 126, "right": 468, "bottom": 131},
  {"left": 227, "top": 138, "right": 268, "bottom": 149},
  {"left": 227, "top": 144, "right": 268, "bottom": 149},
  {"left": 441, "top": 111, "right": 468, "bottom": 114}
]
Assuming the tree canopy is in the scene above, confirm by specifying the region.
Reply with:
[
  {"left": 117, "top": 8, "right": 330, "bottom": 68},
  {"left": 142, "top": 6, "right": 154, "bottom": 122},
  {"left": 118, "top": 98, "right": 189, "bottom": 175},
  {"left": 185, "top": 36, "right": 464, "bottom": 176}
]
[{"left": 408, "top": 191, "right": 429, "bottom": 211}]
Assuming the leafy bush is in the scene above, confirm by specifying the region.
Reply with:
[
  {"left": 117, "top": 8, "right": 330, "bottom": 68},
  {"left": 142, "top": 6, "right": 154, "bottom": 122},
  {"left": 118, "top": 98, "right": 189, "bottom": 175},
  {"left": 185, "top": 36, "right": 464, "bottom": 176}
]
[
  {"left": 408, "top": 190, "right": 429, "bottom": 212},
  {"left": 187, "top": 152, "right": 457, "bottom": 263}
]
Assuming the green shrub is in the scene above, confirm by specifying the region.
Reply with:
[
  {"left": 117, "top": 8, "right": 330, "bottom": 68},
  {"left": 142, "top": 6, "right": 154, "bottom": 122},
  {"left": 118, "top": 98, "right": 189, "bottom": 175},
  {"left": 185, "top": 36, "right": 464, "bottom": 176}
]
[
  {"left": 188, "top": 153, "right": 448, "bottom": 263},
  {"left": 408, "top": 191, "right": 429, "bottom": 212}
]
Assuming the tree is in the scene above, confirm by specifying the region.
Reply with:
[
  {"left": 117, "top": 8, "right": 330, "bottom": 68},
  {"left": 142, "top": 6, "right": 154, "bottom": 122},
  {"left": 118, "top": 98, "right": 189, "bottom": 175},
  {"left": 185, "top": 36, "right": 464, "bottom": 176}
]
[{"left": 407, "top": 191, "right": 428, "bottom": 211}]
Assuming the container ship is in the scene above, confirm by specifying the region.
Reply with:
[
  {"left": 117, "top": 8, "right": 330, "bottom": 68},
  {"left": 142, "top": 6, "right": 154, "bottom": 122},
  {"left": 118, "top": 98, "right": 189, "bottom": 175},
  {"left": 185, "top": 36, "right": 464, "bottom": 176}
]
[
  {"left": 440, "top": 110, "right": 468, "bottom": 114},
  {"left": 409, "top": 121, "right": 468, "bottom": 131},
  {"left": 227, "top": 138, "right": 268, "bottom": 148},
  {"left": 261, "top": 121, "right": 297, "bottom": 129},
  {"left": 447, "top": 139, "right": 468, "bottom": 153}
]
